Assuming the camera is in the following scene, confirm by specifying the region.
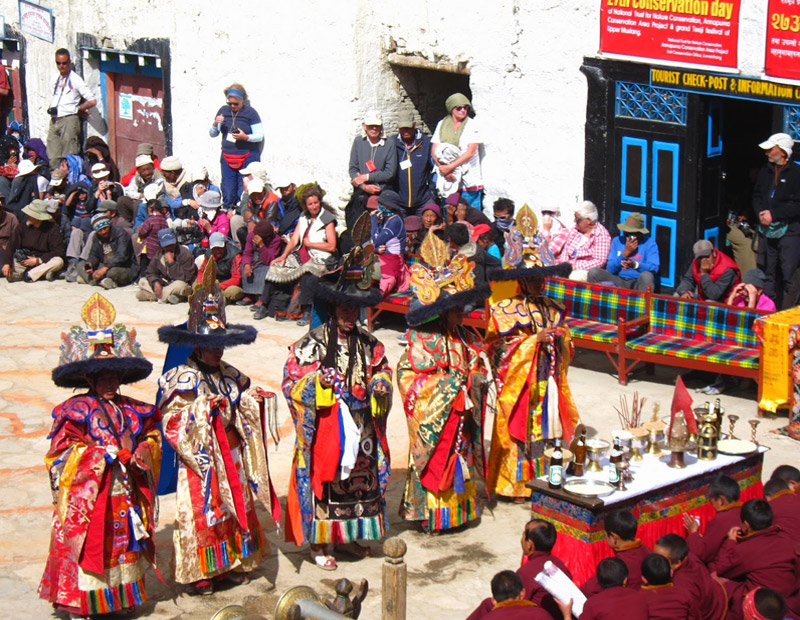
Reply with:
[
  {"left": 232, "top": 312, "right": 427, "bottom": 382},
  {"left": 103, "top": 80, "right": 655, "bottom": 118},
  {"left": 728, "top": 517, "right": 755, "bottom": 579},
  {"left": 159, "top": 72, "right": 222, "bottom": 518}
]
[{"left": 47, "top": 107, "right": 58, "bottom": 117}]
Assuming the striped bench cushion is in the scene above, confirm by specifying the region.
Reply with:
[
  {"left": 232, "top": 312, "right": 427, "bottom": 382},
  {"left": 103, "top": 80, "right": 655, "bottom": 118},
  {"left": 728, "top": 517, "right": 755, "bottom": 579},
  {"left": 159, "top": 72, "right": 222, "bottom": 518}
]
[
  {"left": 543, "top": 278, "right": 647, "bottom": 325},
  {"left": 649, "top": 296, "right": 762, "bottom": 348},
  {"left": 567, "top": 318, "right": 619, "bottom": 344},
  {"left": 625, "top": 333, "right": 759, "bottom": 369},
  {"left": 378, "top": 290, "right": 485, "bottom": 321}
]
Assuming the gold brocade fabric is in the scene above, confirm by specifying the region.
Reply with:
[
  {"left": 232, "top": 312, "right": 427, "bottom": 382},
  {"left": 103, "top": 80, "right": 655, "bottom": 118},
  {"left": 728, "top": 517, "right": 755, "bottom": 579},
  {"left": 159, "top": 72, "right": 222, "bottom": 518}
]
[
  {"left": 485, "top": 295, "right": 579, "bottom": 498},
  {"left": 757, "top": 306, "right": 800, "bottom": 412}
]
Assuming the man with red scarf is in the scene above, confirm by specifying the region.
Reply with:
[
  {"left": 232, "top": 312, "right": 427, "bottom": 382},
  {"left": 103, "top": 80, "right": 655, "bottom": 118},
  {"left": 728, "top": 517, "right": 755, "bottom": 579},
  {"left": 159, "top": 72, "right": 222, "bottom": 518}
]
[{"left": 675, "top": 239, "right": 740, "bottom": 301}]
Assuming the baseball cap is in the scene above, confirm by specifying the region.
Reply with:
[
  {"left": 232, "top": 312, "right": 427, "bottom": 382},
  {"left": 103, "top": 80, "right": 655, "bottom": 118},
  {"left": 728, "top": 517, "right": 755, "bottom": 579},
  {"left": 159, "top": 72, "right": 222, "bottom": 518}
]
[
  {"left": 160, "top": 155, "right": 183, "bottom": 171},
  {"left": 209, "top": 232, "right": 227, "bottom": 249},
  {"left": 158, "top": 227, "right": 177, "bottom": 247},
  {"left": 99, "top": 200, "right": 118, "bottom": 212},
  {"left": 91, "top": 163, "right": 110, "bottom": 179},
  {"left": 743, "top": 268, "right": 766, "bottom": 290},
  {"left": 759, "top": 133, "right": 794, "bottom": 158},
  {"left": 397, "top": 111, "right": 416, "bottom": 129},
  {"left": 240, "top": 161, "right": 267, "bottom": 177},
  {"left": 247, "top": 179, "right": 265, "bottom": 194},
  {"left": 693, "top": 239, "right": 714, "bottom": 258},
  {"left": 363, "top": 109, "right": 383, "bottom": 126}
]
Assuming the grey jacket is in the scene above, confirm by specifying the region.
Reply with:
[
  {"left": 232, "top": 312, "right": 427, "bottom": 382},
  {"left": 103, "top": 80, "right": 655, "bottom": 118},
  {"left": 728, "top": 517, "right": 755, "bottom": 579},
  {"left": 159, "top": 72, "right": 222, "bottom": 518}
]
[{"left": 348, "top": 135, "right": 397, "bottom": 188}]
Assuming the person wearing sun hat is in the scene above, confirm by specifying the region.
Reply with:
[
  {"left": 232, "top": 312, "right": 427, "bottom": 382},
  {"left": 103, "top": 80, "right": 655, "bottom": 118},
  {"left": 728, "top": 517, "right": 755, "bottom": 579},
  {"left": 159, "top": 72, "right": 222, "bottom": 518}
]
[
  {"left": 485, "top": 204, "right": 580, "bottom": 500},
  {"left": 587, "top": 211, "right": 660, "bottom": 291},
  {"left": 7, "top": 157, "right": 43, "bottom": 220},
  {"left": 396, "top": 230, "right": 491, "bottom": 534},
  {"left": 282, "top": 214, "right": 391, "bottom": 569},
  {"left": 156, "top": 259, "right": 279, "bottom": 595},
  {"left": 5, "top": 199, "right": 65, "bottom": 281},
  {"left": 38, "top": 292, "right": 161, "bottom": 618}
]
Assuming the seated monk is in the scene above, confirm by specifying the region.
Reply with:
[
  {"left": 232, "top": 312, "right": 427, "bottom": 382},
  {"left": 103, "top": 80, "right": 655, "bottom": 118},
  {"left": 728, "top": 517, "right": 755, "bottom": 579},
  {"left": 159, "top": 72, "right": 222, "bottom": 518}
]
[
  {"left": 654, "top": 533, "right": 727, "bottom": 620},
  {"left": 640, "top": 553, "right": 702, "bottom": 619},
  {"left": 712, "top": 499, "right": 799, "bottom": 620},
  {"left": 743, "top": 587, "right": 789, "bottom": 620},
  {"left": 764, "top": 478, "right": 800, "bottom": 545},
  {"left": 480, "top": 571, "right": 556, "bottom": 620},
  {"left": 581, "top": 509, "right": 650, "bottom": 596},
  {"left": 684, "top": 474, "right": 742, "bottom": 566},
  {"left": 770, "top": 464, "right": 800, "bottom": 493},
  {"left": 580, "top": 558, "right": 647, "bottom": 620}
]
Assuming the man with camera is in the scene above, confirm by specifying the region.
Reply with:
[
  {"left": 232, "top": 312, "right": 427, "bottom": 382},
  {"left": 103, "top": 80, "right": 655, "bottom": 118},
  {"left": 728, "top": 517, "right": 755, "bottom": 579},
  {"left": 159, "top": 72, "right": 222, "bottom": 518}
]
[
  {"left": 45, "top": 48, "right": 96, "bottom": 163},
  {"left": 588, "top": 212, "right": 660, "bottom": 291}
]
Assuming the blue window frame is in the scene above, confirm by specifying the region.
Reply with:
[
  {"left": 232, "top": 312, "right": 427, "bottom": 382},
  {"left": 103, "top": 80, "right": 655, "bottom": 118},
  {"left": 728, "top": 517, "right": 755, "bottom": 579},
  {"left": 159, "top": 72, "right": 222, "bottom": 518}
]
[
  {"left": 703, "top": 226, "right": 720, "bottom": 248},
  {"left": 651, "top": 216, "right": 677, "bottom": 289},
  {"left": 652, "top": 141, "right": 679, "bottom": 212},
  {"left": 621, "top": 137, "right": 647, "bottom": 207},
  {"left": 707, "top": 101, "right": 722, "bottom": 158}
]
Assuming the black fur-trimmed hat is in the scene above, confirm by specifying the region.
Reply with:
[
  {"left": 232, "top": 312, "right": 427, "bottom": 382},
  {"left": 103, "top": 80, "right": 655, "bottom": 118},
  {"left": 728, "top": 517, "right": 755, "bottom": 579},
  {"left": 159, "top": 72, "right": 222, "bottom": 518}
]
[
  {"left": 157, "top": 259, "right": 257, "bottom": 349},
  {"left": 52, "top": 293, "right": 152, "bottom": 389}
]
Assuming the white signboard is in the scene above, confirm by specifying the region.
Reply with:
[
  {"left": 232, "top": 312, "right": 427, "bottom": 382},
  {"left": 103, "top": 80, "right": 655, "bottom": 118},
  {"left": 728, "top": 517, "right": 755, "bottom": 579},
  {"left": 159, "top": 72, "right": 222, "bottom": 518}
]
[{"left": 19, "top": 0, "right": 53, "bottom": 43}]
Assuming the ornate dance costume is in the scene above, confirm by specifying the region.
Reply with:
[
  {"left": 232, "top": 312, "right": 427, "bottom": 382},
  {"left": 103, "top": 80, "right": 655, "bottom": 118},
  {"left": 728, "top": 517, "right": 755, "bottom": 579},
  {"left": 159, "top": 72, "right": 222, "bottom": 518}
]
[
  {"left": 397, "top": 232, "right": 491, "bottom": 532},
  {"left": 39, "top": 293, "right": 161, "bottom": 617}
]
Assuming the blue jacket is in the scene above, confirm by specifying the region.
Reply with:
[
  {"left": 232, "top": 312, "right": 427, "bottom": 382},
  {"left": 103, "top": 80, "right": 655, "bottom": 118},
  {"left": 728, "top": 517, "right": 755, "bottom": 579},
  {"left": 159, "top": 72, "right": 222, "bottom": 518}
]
[
  {"left": 393, "top": 131, "right": 434, "bottom": 212},
  {"left": 606, "top": 234, "right": 660, "bottom": 279}
]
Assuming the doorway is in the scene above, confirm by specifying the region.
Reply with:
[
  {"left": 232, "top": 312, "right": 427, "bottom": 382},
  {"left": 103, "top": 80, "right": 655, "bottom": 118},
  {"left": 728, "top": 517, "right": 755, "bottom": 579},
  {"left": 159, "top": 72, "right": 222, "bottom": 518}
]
[{"left": 390, "top": 64, "right": 471, "bottom": 133}]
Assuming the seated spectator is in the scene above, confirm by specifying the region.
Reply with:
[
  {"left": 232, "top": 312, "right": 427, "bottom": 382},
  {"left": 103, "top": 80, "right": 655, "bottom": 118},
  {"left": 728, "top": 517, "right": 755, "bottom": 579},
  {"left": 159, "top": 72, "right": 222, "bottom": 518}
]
[
  {"left": 404, "top": 214, "right": 422, "bottom": 255},
  {"left": 4, "top": 199, "right": 65, "bottom": 281},
  {"left": 491, "top": 198, "right": 515, "bottom": 255},
  {"left": 549, "top": 200, "right": 611, "bottom": 280},
  {"left": 120, "top": 142, "right": 160, "bottom": 187},
  {"left": 66, "top": 199, "right": 123, "bottom": 282},
  {"left": 582, "top": 509, "right": 650, "bottom": 596},
  {"left": 726, "top": 268, "right": 776, "bottom": 311},
  {"left": 195, "top": 190, "right": 230, "bottom": 240},
  {"left": 474, "top": 223, "right": 502, "bottom": 260},
  {"left": 371, "top": 189, "right": 408, "bottom": 297},
  {"left": 269, "top": 172, "right": 302, "bottom": 238},
  {"left": 538, "top": 206, "right": 566, "bottom": 244},
  {"left": 136, "top": 228, "right": 196, "bottom": 304},
  {"left": 196, "top": 231, "right": 244, "bottom": 302},
  {"left": 77, "top": 212, "right": 135, "bottom": 289},
  {"left": 580, "top": 558, "right": 647, "bottom": 620},
  {"left": 88, "top": 162, "right": 122, "bottom": 213},
  {"left": 242, "top": 219, "right": 283, "bottom": 310},
  {"left": 763, "top": 478, "right": 800, "bottom": 545},
  {"left": 22, "top": 138, "right": 51, "bottom": 188},
  {"left": 744, "top": 588, "right": 788, "bottom": 620},
  {"left": 83, "top": 135, "right": 120, "bottom": 182},
  {"left": 269, "top": 186, "right": 338, "bottom": 326},
  {"left": 684, "top": 474, "right": 742, "bottom": 565},
  {"left": 675, "top": 239, "right": 741, "bottom": 301},
  {"left": 640, "top": 553, "right": 701, "bottom": 619},
  {"left": 653, "top": 533, "right": 727, "bottom": 620},
  {"left": 124, "top": 153, "right": 163, "bottom": 203},
  {"left": 137, "top": 198, "right": 170, "bottom": 278},
  {"left": 588, "top": 212, "right": 659, "bottom": 291},
  {"left": 172, "top": 167, "right": 220, "bottom": 221},
  {"left": 392, "top": 111, "right": 433, "bottom": 215},
  {"left": 230, "top": 178, "right": 276, "bottom": 247},
  {"left": 453, "top": 193, "right": 491, "bottom": 227},
  {"left": 483, "top": 570, "right": 553, "bottom": 619},
  {"left": 712, "top": 499, "right": 798, "bottom": 619},
  {"left": 445, "top": 222, "right": 500, "bottom": 283},
  {"left": 7, "top": 159, "right": 43, "bottom": 220},
  {"left": 0, "top": 192, "right": 20, "bottom": 278},
  {"left": 771, "top": 464, "right": 800, "bottom": 492},
  {"left": 419, "top": 201, "right": 445, "bottom": 244},
  {"left": 159, "top": 155, "right": 189, "bottom": 207}
]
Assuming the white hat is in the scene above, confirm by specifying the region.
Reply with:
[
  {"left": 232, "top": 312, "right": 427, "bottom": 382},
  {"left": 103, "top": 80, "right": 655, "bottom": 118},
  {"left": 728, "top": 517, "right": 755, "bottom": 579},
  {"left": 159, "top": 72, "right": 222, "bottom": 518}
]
[
  {"left": 759, "top": 133, "right": 794, "bottom": 158},
  {"left": 160, "top": 155, "right": 182, "bottom": 171},
  {"left": 143, "top": 182, "right": 162, "bottom": 201},
  {"left": 363, "top": 109, "right": 383, "bottom": 126},
  {"left": 247, "top": 178, "right": 265, "bottom": 194},
  {"left": 191, "top": 167, "right": 209, "bottom": 182},
  {"left": 16, "top": 159, "right": 39, "bottom": 177},
  {"left": 91, "top": 163, "right": 110, "bottom": 179},
  {"left": 135, "top": 154, "right": 154, "bottom": 168},
  {"left": 270, "top": 170, "right": 294, "bottom": 189},
  {"left": 239, "top": 161, "right": 267, "bottom": 177}
]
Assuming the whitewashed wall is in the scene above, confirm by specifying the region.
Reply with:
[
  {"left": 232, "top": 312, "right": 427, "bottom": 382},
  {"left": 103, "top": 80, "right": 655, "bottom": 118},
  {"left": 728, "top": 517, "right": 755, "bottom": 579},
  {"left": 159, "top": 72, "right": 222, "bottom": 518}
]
[{"left": 0, "top": 0, "right": 774, "bottom": 220}]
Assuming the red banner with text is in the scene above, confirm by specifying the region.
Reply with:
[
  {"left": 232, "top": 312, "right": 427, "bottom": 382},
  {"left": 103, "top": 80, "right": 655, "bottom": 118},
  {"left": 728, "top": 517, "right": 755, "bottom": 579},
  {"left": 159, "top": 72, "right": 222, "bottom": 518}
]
[
  {"left": 600, "top": 0, "right": 741, "bottom": 69},
  {"left": 765, "top": 0, "right": 800, "bottom": 81}
]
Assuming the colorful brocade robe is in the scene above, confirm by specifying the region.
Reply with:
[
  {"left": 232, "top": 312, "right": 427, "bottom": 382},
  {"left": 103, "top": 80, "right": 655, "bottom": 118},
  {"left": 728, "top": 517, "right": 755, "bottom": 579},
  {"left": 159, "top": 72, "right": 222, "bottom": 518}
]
[
  {"left": 38, "top": 394, "right": 161, "bottom": 616},
  {"left": 158, "top": 359, "right": 276, "bottom": 584},
  {"left": 282, "top": 325, "right": 392, "bottom": 546},
  {"left": 486, "top": 294, "right": 580, "bottom": 498},
  {"left": 397, "top": 325, "right": 488, "bottom": 532}
]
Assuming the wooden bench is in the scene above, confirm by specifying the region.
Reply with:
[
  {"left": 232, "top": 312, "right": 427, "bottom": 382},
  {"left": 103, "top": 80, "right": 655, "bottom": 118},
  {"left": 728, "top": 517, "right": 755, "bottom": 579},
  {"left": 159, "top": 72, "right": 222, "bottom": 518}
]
[
  {"left": 618, "top": 293, "right": 769, "bottom": 387},
  {"left": 543, "top": 278, "right": 649, "bottom": 383}
]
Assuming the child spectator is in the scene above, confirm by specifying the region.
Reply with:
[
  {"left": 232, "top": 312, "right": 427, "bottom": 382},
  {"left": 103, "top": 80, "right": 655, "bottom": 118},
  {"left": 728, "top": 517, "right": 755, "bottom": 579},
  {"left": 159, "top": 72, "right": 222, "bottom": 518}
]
[
  {"left": 137, "top": 198, "right": 169, "bottom": 277},
  {"left": 683, "top": 474, "right": 741, "bottom": 566},
  {"left": 582, "top": 509, "right": 650, "bottom": 597},
  {"left": 242, "top": 219, "right": 283, "bottom": 311},
  {"left": 474, "top": 223, "right": 502, "bottom": 260},
  {"left": 726, "top": 268, "right": 777, "bottom": 311},
  {"left": 580, "top": 558, "right": 647, "bottom": 620},
  {"left": 640, "top": 553, "right": 701, "bottom": 619},
  {"left": 371, "top": 190, "right": 408, "bottom": 297}
]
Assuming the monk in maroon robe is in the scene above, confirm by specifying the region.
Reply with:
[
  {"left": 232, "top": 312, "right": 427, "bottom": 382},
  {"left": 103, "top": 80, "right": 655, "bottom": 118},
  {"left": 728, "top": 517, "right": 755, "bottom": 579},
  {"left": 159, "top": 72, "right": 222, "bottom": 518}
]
[
  {"left": 640, "top": 553, "right": 703, "bottom": 619},
  {"left": 713, "top": 499, "right": 799, "bottom": 620},
  {"left": 580, "top": 557, "right": 647, "bottom": 620},
  {"left": 654, "top": 533, "right": 728, "bottom": 620},
  {"left": 764, "top": 478, "right": 800, "bottom": 548},
  {"left": 685, "top": 474, "right": 742, "bottom": 566},
  {"left": 516, "top": 519, "right": 573, "bottom": 618},
  {"left": 481, "top": 570, "right": 557, "bottom": 620},
  {"left": 581, "top": 509, "right": 650, "bottom": 596}
]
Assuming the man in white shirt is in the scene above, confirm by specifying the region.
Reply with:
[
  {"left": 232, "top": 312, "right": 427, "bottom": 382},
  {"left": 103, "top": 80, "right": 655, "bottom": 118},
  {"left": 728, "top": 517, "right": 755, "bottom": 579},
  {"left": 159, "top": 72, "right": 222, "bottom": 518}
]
[{"left": 46, "top": 48, "right": 96, "bottom": 163}]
